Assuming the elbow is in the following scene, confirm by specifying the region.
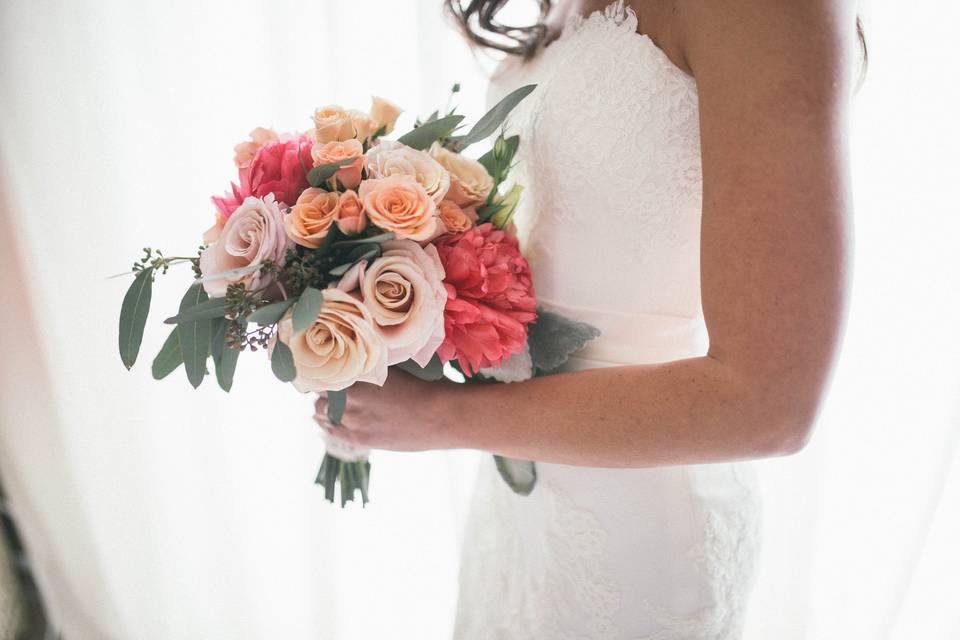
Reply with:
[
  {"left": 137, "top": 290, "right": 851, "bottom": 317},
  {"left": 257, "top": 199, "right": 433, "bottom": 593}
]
[
  {"left": 771, "top": 421, "right": 815, "bottom": 457},
  {"left": 745, "top": 395, "right": 821, "bottom": 458}
]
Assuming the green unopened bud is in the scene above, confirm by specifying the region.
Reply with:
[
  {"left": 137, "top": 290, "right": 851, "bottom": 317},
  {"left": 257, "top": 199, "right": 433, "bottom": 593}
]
[{"left": 490, "top": 183, "right": 524, "bottom": 229}]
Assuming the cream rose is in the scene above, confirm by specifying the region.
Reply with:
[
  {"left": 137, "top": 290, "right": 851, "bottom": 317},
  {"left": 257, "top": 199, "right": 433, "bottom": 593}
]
[
  {"left": 369, "top": 96, "right": 402, "bottom": 134},
  {"left": 429, "top": 142, "right": 494, "bottom": 206},
  {"left": 365, "top": 139, "right": 450, "bottom": 204},
  {"left": 272, "top": 288, "right": 388, "bottom": 393},
  {"left": 357, "top": 240, "right": 447, "bottom": 367},
  {"left": 358, "top": 175, "right": 438, "bottom": 242},
  {"left": 285, "top": 188, "right": 340, "bottom": 248},
  {"left": 348, "top": 109, "right": 377, "bottom": 143},
  {"left": 313, "top": 105, "right": 356, "bottom": 144},
  {"left": 199, "top": 194, "right": 291, "bottom": 298}
]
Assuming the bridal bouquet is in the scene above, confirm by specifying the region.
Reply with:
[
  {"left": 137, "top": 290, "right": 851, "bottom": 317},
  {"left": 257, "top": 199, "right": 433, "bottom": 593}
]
[{"left": 116, "top": 84, "right": 598, "bottom": 506}]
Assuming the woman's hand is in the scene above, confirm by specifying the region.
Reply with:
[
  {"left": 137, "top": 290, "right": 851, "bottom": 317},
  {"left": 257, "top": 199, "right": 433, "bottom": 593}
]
[{"left": 313, "top": 370, "right": 461, "bottom": 453}]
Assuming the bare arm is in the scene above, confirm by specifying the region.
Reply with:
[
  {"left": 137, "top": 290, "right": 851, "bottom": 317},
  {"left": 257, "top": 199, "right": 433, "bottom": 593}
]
[{"left": 323, "top": 0, "right": 856, "bottom": 467}]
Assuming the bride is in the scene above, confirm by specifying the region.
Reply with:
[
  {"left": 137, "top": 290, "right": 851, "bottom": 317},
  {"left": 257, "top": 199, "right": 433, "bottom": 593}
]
[{"left": 315, "top": 0, "right": 861, "bottom": 637}]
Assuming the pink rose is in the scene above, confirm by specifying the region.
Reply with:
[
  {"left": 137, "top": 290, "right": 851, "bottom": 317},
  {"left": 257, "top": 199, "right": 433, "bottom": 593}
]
[
  {"left": 311, "top": 139, "right": 364, "bottom": 189},
  {"left": 212, "top": 134, "right": 313, "bottom": 221},
  {"left": 357, "top": 240, "right": 447, "bottom": 367},
  {"left": 337, "top": 189, "right": 367, "bottom": 235},
  {"left": 434, "top": 223, "right": 536, "bottom": 374},
  {"left": 358, "top": 175, "right": 437, "bottom": 242},
  {"left": 199, "top": 194, "right": 292, "bottom": 298}
]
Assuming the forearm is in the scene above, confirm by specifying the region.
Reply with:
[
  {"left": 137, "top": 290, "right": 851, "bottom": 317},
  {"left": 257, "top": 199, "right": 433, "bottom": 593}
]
[{"left": 441, "top": 355, "right": 809, "bottom": 468}]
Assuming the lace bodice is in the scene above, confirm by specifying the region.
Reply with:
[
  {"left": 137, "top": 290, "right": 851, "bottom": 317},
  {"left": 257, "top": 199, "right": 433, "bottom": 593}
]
[{"left": 487, "top": 1, "right": 703, "bottom": 318}]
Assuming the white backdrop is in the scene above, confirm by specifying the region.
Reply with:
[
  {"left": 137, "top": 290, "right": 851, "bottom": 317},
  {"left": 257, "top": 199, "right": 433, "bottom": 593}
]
[{"left": 0, "top": 1, "right": 957, "bottom": 639}]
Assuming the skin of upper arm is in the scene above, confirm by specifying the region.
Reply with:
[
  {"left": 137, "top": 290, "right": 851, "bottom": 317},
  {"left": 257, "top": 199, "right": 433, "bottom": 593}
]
[{"left": 680, "top": 0, "right": 857, "bottom": 447}]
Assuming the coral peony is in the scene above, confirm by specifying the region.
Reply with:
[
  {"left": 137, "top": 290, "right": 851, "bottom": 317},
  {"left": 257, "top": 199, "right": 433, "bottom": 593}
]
[
  {"left": 434, "top": 223, "right": 536, "bottom": 374},
  {"left": 212, "top": 133, "right": 313, "bottom": 220}
]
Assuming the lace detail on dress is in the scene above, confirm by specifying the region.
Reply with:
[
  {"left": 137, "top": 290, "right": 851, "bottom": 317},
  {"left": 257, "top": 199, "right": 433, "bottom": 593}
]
[
  {"left": 454, "top": 462, "right": 621, "bottom": 640},
  {"left": 498, "top": 1, "right": 701, "bottom": 274},
  {"left": 634, "top": 467, "right": 762, "bottom": 640}
]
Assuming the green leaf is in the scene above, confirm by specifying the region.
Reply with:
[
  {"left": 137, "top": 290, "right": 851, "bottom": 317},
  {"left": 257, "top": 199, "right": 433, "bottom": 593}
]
[
  {"left": 270, "top": 338, "right": 297, "bottom": 382},
  {"left": 163, "top": 297, "right": 227, "bottom": 324},
  {"left": 177, "top": 283, "right": 212, "bottom": 389},
  {"left": 215, "top": 342, "right": 241, "bottom": 392},
  {"left": 292, "top": 287, "right": 324, "bottom": 333},
  {"left": 210, "top": 317, "right": 227, "bottom": 363},
  {"left": 395, "top": 355, "right": 445, "bottom": 381},
  {"left": 527, "top": 309, "right": 601, "bottom": 376},
  {"left": 493, "top": 455, "right": 537, "bottom": 495},
  {"left": 458, "top": 85, "right": 536, "bottom": 150},
  {"left": 328, "top": 244, "right": 380, "bottom": 277},
  {"left": 118, "top": 267, "right": 153, "bottom": 369},
  {"left": 396, "top": 115, "right": 464, "bottom": 150},
  {"left": 151, "top": 327, "right": 183, "bottom": 380},
  {"left": 211, "top": 317, "right": 243, "bottom": 392},
  {"left": 327, "top": 390, "right": 347, "bottom": 425},
  {"left": 307, "top": 158, "right": 356, "bottom": 187},
  {"left": 331, "top": 231, "right": 395, "bottom": 248},
  {"left": 247, "top": 299, "right": 296, "bottom": 325}
]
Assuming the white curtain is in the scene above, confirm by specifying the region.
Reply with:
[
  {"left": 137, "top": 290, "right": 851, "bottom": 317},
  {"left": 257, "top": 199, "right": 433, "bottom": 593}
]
[{"left": 0, "top": 1, "right": 957, "bottom": 639}]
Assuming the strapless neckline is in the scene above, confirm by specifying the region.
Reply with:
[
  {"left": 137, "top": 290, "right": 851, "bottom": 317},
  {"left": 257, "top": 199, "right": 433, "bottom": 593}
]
[{"left": 492, "top": 0, "right": 696, "bottom": 91}]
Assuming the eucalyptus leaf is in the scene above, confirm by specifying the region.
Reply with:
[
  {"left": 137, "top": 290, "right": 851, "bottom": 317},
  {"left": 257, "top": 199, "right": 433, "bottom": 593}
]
[
  {"left": 458, "top": 85, "right": 536, "bottom": 150},
  {"left": 292, "top": 287, "right": 324, "bottom": 334},
  {"left": 328, "top": 245, "right": 380, "bottom": 277},
  {"left": 210, "top": 317, "right": 227, "bottom": 363},
  {"left": 331, "top": 231, "right": 395, "bottom": 248},
  {"left": 163, "top": 297, "right": 227, "bottom": 324},
  {"left": 395, "top": 355, "right": 445, "bottom": 381},
  {"left": 177, "top": 283, "right": 212, "bottom": 389},
  {"left": 215, "top": 342, "right": 241, "bottom": 392},
  {"left": 327, "top": 390, "right": 347, "bottom": 425},
  {"left": 493, "top": 455, "right": 537, "bottom": 496},
  {"left": 118, "top": 267, "right": 153, "bottom": 369},
  {"left": 396, "top": 115, "right": 464, "bottom": 150},
  {"left": 247, "top": 299, "right": 296, "bottom": 325},
  {"left": 270, "top": 338, "right": 297, "bottom": 382},
  {"left": 307, "top": 158, "right": 356, "bottom": 187},
  {"left": 151, "top": 327, "right": 183, "bottom": 380},
  {"left": 528, "top": 309, "right": 602, "bottom": 375}
]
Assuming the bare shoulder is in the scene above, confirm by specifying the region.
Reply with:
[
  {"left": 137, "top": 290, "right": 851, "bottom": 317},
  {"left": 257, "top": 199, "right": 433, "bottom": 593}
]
[{"left": 674, "top": 0, "right": 859, "bottom": 92}]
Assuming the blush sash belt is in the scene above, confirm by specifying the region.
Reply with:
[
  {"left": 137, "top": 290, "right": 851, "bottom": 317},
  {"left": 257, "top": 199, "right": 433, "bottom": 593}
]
[{"left": 538, "top": 298, "right": 710, "bottom": 369}]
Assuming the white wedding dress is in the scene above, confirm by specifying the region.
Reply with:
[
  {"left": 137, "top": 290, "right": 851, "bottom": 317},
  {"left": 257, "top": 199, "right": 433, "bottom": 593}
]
[{"left": 453, "top": 3, "right": 762, "bottom": 639}]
